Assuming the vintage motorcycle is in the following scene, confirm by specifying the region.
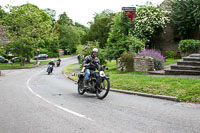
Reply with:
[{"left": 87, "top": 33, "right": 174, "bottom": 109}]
[
  {"left": 47, "top": 65, "right": 53, "bottom": 75},
  {"left": 56, "top": 61, "right": 60, "bottom": 67},
  {"left": 77, "top": 65, "right": 110, "bottom": 99}
]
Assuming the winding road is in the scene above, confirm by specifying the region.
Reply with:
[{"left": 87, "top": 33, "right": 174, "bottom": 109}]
[{"left": 0, "top": 56, "right": 200, "bottom": 133}]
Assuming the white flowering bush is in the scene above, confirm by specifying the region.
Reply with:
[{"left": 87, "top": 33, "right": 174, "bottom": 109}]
[{"left": 133, "top": 6, "right": 170, "bottom": 43}]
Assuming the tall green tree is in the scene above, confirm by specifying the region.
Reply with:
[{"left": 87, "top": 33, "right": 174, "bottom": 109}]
[
  {"left": 106, "top": 13, "right": 134, "bottom": 60},
  {"left": 74, "top": 22, "right": 88, "bottom": 33},
  {"left": 57, "top": 12, "right": 73, "bottom": 25},
  {"left": 57, "top": 12, "right": 84, "bottom": 54},
  {"left": 74, "top": 22, "right": 88, "bottom": 41},
  {"left": 59, "top": 24, "right": 80, "bottom": 54},
  {"left": 81, "top": 10, "right": 115, "bottom": 48},
  {"left": 4, "top": 4, "right": 52, "bottom": 66},
  {"left": 172, "top": 0, "right": 200, "bottom": 39},
  {"left": 44, "top": 8, "right": 56, "bottom": 27}
]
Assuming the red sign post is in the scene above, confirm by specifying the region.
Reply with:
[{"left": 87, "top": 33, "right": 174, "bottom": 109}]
[{"left": 122, "top": 7, "right": 136, "bottom": 21}]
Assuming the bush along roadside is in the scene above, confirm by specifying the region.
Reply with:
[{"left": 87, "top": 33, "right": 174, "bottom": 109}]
[{"left": 63, "top": 63, "right": 200, "bottom": 103}]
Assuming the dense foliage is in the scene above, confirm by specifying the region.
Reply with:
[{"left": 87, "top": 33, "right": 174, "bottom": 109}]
[
  {"left": 106, "top": 13, "right": 135, "bottom": 60},
  {"left": 171, "top": 0, "right": 200, "bottom": 39},
  {"left": 133, "top": 5, "right": 170, "bottom": 43},
  {"left": 81, "top": 10, "right": 115, "bottom": 48},
  {"left": 164, "top": 50, "right": 177, "bottom": 58},
  {"left": 4, "top": 4, "right": 52, "bottom": 65},
  {"left": 119, "top": 51, "right": 136, "bottom": 71},
  {"left": 178, "top": 39, "right": 200, "bottom": 52}
]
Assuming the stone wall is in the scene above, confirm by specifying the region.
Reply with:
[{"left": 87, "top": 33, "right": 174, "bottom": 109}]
[
  {"left": 117, "top": 57, "right": 154, "bottom": 72},
  {"left": 150, "top": 24, "right": 179, "bottom": 55},
  {"left": 134, "top": 57, "right": 154, "bottom": 72}
]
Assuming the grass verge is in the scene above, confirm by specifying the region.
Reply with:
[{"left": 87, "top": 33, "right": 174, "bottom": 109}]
[
  {"left": 0, "top": 60, "right": 51, "bottom": 69},
  {"left": 63, "top": 64, "right": 78, "bottom": 81}
]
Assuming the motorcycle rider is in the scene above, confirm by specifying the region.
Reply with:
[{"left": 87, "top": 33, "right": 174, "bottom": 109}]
[
  {"left": 57, "top": 58, "right": 61, "bottom": 67},
  {"left": 83, "top": 48, "right": 100, "bottom": 88},
  {"left": 57, "top": 58, "right": 61, "bottom": 63},
  {"left": 47, "top": 59, "right": 55, "bottom": 72}
]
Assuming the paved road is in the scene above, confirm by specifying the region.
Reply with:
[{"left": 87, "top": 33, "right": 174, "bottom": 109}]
[{"left": 0, "top": 56, "right": 200, "bottom": 133}]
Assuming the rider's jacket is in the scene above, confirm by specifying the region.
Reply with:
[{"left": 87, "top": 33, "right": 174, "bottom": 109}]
[
  {"left": 83, "top": 55, "right": 100, "bottom": 71},
  {"left": 48, "top": 61, "right": 55, "bottom": 66},
  {"left": 57, "top": 59, "right": 61, "bottom": 62}
]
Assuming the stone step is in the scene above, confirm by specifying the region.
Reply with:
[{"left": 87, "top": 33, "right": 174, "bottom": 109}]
[
  {"left": 189, "top": 54, "right": 200, "bottom": 57},
  {"left": 177, "top": 60, "right": 200, "bottom": 66},
  {"left": 165, "top": 69, "right": 200, "bottom": 75},
  {"left": 170, "top": 65, "right": 200, "bottom": 71},
  {"left": 183, "top": 57, "right": 200, "bottom": 62}
]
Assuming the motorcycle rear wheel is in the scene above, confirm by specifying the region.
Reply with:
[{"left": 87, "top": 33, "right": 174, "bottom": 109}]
[{"left": 96, "top": 78, "right": 110, "bottom": 99}]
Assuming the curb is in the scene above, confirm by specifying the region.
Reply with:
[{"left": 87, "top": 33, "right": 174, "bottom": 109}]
[
  {"left": 62, "top": 72, "right": 178, "bottom": 102},
  {"left": 110, "top": 88, "right": 178, "bottom": 102}
]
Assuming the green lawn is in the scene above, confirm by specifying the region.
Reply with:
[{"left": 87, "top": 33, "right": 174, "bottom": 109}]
[
  {"left": 63, "top": 59, "right": 200, "bottom": 103},
  {"left": 0, "top": 60, "right": 50, "bottom": 69},
  {"left": 165, "top": 58, "right": 181, "bottom": 66},
  {"left": 60, "top": 54, "right": 76, "bottom": 58},
  {"left": 110, "top": 74, "right": 200, "bottom": 102}
]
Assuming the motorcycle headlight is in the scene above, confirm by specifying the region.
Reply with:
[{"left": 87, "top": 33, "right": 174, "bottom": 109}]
[{"left": 100, "top": 71, "right": 105, "bottom": 77}]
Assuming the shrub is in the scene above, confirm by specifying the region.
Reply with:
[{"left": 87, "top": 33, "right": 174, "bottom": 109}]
[
  {"left": 165, "top": 50, "right": 177, "bottom": 58},
  {"left": 47, "top": 52, "right": 59, "bottom": 58},
  {"left": 138, "top": 49, "right": 165, "bottom": 70},
  {"left": 120, "top": 51, "right": 136, "bottom": 71},
  {"left": 134, "top": 5, "right": 170, "bottom": 43},
  {"left": 178, "top": 39, "right": 200, "bottom": 52},
  {"left": 127, "top": 36, "right": 145, "bottom": 53}
]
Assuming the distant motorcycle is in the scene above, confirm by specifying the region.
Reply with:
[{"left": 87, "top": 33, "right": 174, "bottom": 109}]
[
  {"left": 56, "top": 61, "right": 60, "bottom": 67},
  {"left": 77, "top": 65, "right": 110, "bottom": 99},
  {"left": 47, "top": 65, "right": 53, "bottom": 75}
]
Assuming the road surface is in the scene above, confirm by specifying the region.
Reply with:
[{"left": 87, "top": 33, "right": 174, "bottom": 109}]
[{"left": 0, "top": 56, "right": 200, "bottom": 133}]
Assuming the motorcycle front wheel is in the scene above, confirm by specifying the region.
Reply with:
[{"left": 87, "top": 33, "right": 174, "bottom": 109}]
[
  {"left": 47, "top": 68, "right": 50, "bottom": 75},
  {"left": 96, "top": 78, "right": 110, "bottom": 99},
  {"left": 78, "top": 81, "right": 85, "bottom": 95}
]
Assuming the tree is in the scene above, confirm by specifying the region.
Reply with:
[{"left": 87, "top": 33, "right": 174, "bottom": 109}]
[
  {"left": 44, "top": 8, "right": 56, "bottom": 27},
  {"left": 81, "top": 10, "right": 115, "bottom": 48},
  {"left": 59, "top": 24, "right": 80, "bottom": 54},
  {"left": 171, "top": 0, "right": 200, "bottom": 39},
  {"left": 0, "top": 6, "right": 6, "bottom": 20},
  {"left": 57, "top": 12, "right": 73, "bottom": 25},
  {"left": 74, "top": 22, "right": 89, "bottom": 33},
  {"left": 74, "top": 22, "right": 88, "bottom": 42},
  {"left": 106, "top": 13, "right": 134, "bottom": 60},
  {"left": 4, "top": 4, "right": 52, "bottom": 66}
]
